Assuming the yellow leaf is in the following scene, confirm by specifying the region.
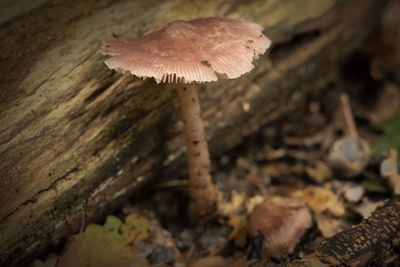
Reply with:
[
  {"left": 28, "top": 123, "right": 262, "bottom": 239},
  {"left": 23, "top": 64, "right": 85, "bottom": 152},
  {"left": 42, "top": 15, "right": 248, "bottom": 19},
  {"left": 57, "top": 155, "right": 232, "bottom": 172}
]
[
  {"left": 56, "top": 213, "right": 151, "bottom": 267},
  {"left": 227, "top": 215, "right": 248, "bottom": 247},
  {"left": 293, "top": 186, "right": 345, "bottom": 216}
]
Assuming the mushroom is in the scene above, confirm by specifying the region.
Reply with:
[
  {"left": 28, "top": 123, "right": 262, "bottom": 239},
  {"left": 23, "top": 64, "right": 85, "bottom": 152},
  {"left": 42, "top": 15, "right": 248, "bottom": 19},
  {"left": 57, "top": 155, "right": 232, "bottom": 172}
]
[
  {"left": 328, "top": 94, "right": 370, "bottom": 178},
  {"left": 248, "top": 196, "right": 312, "bottom": 259},
  {"left": 99, "top": 17, "right": 271, "bottom": 219}
]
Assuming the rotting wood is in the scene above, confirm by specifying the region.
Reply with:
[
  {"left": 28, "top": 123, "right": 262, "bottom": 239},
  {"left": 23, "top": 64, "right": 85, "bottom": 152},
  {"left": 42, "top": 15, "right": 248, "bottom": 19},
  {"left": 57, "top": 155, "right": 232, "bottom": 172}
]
[
  {"left": 0, "top": 0, "right": 388, "bottom": 265},
  {"left": 286, "top": 196, "right": 400, "bottom": 266}
]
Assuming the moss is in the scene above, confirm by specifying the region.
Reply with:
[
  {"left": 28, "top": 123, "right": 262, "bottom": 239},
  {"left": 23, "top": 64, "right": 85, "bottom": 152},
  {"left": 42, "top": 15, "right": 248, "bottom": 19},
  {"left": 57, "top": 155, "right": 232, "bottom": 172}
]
[{"left": 371, "top": 111, "right": 400, "bottom": 154}]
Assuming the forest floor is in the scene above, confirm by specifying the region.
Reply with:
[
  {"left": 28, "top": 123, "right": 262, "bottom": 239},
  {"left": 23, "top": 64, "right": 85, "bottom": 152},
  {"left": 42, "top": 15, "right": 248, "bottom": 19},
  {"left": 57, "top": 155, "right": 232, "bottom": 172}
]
[{"left": 32, "top": 3, "right": 400, "bottom": 266}]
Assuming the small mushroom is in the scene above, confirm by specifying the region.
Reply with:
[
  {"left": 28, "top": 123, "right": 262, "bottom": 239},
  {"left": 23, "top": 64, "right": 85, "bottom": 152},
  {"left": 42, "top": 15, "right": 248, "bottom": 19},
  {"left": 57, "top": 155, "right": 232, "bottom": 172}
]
[
  {"left": 328, "top": 94, "right": 370, "bottom": 178},
  {"left": 100, "top": 17, "right": 271, "bottom": 220},
  {"left": 248, "top": 196, "right": 312, "bottom": 259}
]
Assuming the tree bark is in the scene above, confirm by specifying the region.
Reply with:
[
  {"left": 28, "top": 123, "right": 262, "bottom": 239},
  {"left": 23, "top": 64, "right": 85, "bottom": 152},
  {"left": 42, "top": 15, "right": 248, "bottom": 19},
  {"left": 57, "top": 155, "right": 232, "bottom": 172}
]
[
  {"left": 286, "top": 196, "right": 400, "bottom": 267},
  {"left": 0, "top": 0, "right": 387, "bottom": 265}
]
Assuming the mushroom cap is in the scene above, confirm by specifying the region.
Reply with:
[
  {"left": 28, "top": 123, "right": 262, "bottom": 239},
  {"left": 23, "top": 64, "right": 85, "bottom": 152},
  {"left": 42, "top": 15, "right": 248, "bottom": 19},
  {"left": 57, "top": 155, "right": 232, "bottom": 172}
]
[{"left": 100, "top": 17, "right": 271, "bottom": 83}]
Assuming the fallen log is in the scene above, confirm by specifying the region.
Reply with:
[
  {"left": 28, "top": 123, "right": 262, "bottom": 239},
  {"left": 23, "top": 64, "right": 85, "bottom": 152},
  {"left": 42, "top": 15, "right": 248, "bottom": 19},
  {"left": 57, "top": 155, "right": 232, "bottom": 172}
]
[
  {"left": 0, "top": 0, "right": 387, "bottom": 265},
  {"left": 286, "top": 196, "right": 400, "bottom": 266}
]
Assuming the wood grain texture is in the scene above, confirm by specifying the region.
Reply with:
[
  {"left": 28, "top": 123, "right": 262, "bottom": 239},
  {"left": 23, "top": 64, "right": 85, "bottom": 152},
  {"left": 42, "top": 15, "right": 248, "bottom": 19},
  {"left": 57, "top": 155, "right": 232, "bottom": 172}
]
[
  {"left": 286, "top": 196, "right": 400, "bottom": 266},
  {"left": 0, "top": 0, "right": 386, "bottom": 265}
]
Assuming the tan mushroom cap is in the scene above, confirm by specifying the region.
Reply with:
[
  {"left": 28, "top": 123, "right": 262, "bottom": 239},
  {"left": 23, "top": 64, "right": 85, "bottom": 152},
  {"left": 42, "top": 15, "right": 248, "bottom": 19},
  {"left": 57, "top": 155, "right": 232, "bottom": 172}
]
[{"left": 100, "top": 17, "right": 271, "bottom": 83}]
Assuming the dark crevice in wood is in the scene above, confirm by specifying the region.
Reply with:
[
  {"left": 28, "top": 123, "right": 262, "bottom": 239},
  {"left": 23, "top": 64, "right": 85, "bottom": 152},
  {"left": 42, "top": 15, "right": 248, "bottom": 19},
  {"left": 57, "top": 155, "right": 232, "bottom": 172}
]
[{"left": 0, "top": 167, "right": 79, "bottom": 225}]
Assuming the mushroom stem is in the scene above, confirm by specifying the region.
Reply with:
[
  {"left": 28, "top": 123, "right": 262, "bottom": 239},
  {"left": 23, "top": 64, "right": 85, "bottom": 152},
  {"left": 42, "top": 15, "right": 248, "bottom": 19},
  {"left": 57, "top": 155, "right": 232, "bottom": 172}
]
[
  {"left": 340, "top": 93, "right": 358, "bottom": 138},
  {"left": 176, "top": 83, "right": 218, "bottom": 220}
]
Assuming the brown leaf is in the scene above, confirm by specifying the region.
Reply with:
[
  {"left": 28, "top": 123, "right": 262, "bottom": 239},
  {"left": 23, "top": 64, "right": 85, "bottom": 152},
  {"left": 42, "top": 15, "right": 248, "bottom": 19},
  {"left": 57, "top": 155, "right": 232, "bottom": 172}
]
[
  {"left": 352, "top": 197, "right": 385, "bottom": 218},
  {"left": 305, "top": 161, "right": 333, "bottom": 182},
  {"left": 57, "top": 233, "right": 90, "bottom": 267},
  {"left": 52, "top": 214, "right": 158, "bottom": 267},
  {"left": 189, "top": 256, "right": 229, "bottom": 267},
  {"left": 315, "top": 214, "right": 342, "bottom": 238},
  {"left": 245, "top": 195, "right": 265, "bottom": 214},
  {"left": 248, "top": 196, "right": 312, "bottom": 258},
  {"left": 227, "top": 214, "right": 248, "bottom": 247}
]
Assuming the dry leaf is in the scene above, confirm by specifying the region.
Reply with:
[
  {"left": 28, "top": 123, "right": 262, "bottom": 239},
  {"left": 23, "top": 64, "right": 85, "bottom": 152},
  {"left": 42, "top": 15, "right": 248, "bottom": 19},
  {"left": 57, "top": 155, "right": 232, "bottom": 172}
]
[
  {"left": 230, "top": 256, "right": 250, "bottom": 267},
  {"left": 189, "top": 256, "right": 229, "bottom": 267},
  {"left": 305, "top": 161, "right": 333, "bottom": 182},
  {"left": 217, "top": 190, "right": 247, "bottom": 217},
  {"left": 57, "top": 233, "right": 90, "bottom": 267},
  {"left": 352, "top": 197, "right": 385, "bottom": 218},
  {"left": 51, "top": 213, "right": 154, "bottom": 267},
  {"left": 84, "top": 214, "right": 151, "bottom": 267},
  {"left": 264, "top": 145, "right": 286, "bottom": 160},
  {"left": 343, "top": 185, "right": 364, "bottom": 203},
  {"left": 245, "top": 195, "right": 264, "bottom": 214},
  {"left": 248, "top": 196, "right": 312, "bottom": 258},
  {"left": 227, "top": 214, "right": 248, "bottom": 247},
  {"left": 315, "top": 214, "right": 342, "bottom": 238},
  {"left": 293, "top": 186, "right": 345, "bottom": 217},
  {"left": 261, "top": 162, "right": 292, "bottom": 178}
]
